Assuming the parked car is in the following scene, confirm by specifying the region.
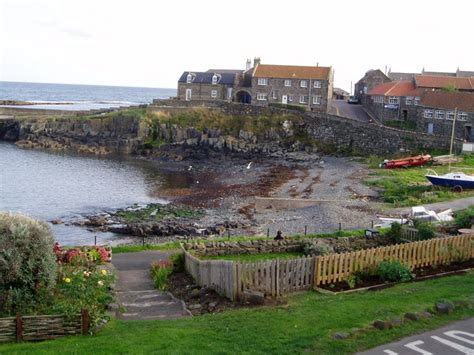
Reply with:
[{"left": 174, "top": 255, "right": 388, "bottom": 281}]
[{"left": 347, "top": 96, "right": 359, "bottom": 104}]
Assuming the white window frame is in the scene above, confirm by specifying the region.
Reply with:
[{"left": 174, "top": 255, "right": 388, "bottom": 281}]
[
  {"left": 373, "top": 96, "right": 383, "bottom": 103},
  {"left": 313, "top": 81, "right": 322, "bottom": 88},
  {"left": 284, "top": 79, "right": 292, "bottom": 87},
  {"left": 423, "top": 110, "right": 433, "bottom": 119},
  {"left": 388, "top": 96, "right": 400, "bottom": 104},
  {"left": 212, "top": 74, "right": 218, "bottom": 85},
  {"left": 211, "top": 90, "right": 217, "bottom": 98},
  {"left": 288, "top": 95, "right": 294, "bottom": 102},
  {"left": 414, "top": 97, "right": 421, "bottom": 105},
  {"left": 312, "top": 96, "right": 321, "bottom": 105},
  {"left": 257, "top": 78, "right": 268, "bottom": 86},
  {"left": 299, "top": 95, "right": 308, "bottom": 104},
  {"left": 458, "top": 112, "right": 468, "bottom": 121},
  {"left": 256, "top": 93, "right": 267, "bottom": 101},
  {"left": 446, "top": 111, "right": 456, "bottom": 120},
  {"left": 405, "top": 96, "right": 413, "bottom": 105},
  {"left": 435, "top": 110, "right": 445, "bottom": 119},
  {"left": 300, "top": 80, "right": 308, "bottom": 88},
  {"left": 186, "top": 73, "right": 193, "bottom": 84}
]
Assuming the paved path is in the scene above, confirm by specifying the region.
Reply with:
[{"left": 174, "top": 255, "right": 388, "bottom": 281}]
[
  {"left": 390, "top": 196, "right": 474, "bottom": 215},
  {"left": 359, "top": 317, "right": 474, "bottom": 354},
  {"left": 112, "top": 251, "right": 188, "bottom": 320},
  {"left": 330, "top": 100, "right": 371, "bottom": 122}
]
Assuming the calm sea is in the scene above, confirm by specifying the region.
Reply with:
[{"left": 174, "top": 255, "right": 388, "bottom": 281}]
[{"left": 0, "top": 81, "right": 176, "bottom": 111}]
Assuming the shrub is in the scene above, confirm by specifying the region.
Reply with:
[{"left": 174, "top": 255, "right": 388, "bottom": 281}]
[
  {"left": 303, "top": 240, "right": 334, "bottom": 256},
  {"left": 151, "top": 260, "right": 173, "bottom": 290},
  {"left": 170, "top": 253, "right": 185, "bottom": 273},
  {"left": 388, "top": 222, "right": 403, "bottom": 243},
  {"left": 454, "top": 206, "right": 474, "bottom": 229},
  {"left": 0, "top": 213, "right": 57, "bottom": 315},
  {"left": 413, "top": 221, "right": 436, "bottom": 240},
  {"left": 376, "top": 260, "right": 414, "bottom": 283}
]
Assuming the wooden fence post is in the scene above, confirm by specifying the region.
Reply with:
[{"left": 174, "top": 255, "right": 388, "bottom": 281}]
[
  {"left": 81, "top": 309, "right": 90, "bottom": 335},
  {"left": 15, "top": 313, "right": 23, "bottom": 342}
]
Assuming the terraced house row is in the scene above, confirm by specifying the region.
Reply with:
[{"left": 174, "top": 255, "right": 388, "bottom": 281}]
[{"left": 177, "top": 58, "right": 334, "bottom": 113}]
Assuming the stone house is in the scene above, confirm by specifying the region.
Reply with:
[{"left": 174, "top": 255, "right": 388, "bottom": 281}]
[
  {"left": 244, "top": 62, "right": 334, "bottom": 113},
  {"left": 354, "top": 69, "right": 391, "bottom": 104},
  {"left": 177, "top": 58, "right": 334, "bottom": 113},
  {"left": 177, "top": 70, "right": 242, "bottom": 102},
  {"left": 366, "top": 79, "right": 474, "bottom": 140}
]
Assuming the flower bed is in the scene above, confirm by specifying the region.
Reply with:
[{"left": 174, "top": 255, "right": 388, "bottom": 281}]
[{"left": 55, "top": 244, "right": 112, "bottom": 264}]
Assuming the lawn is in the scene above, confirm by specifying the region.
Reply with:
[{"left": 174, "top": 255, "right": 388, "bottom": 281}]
[
  {"left": 199, "top": 251, "right": 305, "bottom": 262},
  {"left": 2, "top": 271, "right": 473, "bottom": 354},
  {"left": 365, "top": 155, "right": 474, "bottom": 207}
]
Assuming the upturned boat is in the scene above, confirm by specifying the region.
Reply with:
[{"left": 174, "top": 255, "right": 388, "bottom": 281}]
[
  {"left": 425, "top": 172, "right": 474, "bottom": 190},
  {"left": 380, "top": 154, "right": 432, "bottom": 169}
]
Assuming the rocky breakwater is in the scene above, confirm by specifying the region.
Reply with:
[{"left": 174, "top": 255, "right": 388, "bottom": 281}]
[
  {"left": 71, "top": 203, "right": 242, "bottom": 240},
  {"left": 5, "top": 109, "right": 148, "bottom": 155}
]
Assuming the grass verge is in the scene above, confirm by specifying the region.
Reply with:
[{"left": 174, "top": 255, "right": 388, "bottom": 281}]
[{"left": 1, "top": 271, "right": 473, "bottom": 354}]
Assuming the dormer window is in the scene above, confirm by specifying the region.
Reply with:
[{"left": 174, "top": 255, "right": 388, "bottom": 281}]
[
  {"left": 212, "top": 74, "right": 218, "bottom": 85},
  {"left": 186, "top": 73, "right": 193, "bottom": 83}
]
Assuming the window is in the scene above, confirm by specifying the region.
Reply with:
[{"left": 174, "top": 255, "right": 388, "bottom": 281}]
[
  {"left": 405, "top": 96, "right": 413, "bottom": 105},
  {"left": 300, "top": 80, "right": 308, "bottom": 88},
  {"left": 212, "top": 74, "right": 218, "bottom": 85},
  {"left": 288, "top": 95, "right": 294, "bottom": 102},
  {"left": 313, "top": 81, "right": 322, "bottom": 88},
  {"left": 256, "top": 93, "right": 267, "bottom": 101},
  {"left": 423, "top": 110, "right": 433, "bottom": 118},
  {"left": 257, "top": 78, "right": 268, "bottom": 86},
  {"left": 211, "top": 90, "right": 217, "bottom": 98},
  {"left": 388, "top": 96, "right": 399, "bottom": 104},
  {"left": 414, "top": 97, "right": 421, "bottom": 105},
  {"left": 272, "top": 90, "right": 277, "bottom": 99},
  {"left": 435, "top": 110, "right": 445, "bottom": 119},
  {"left": 186, "top": 73, "right": 193, "bottom": 83},
  {"left": 284, "top": 79, "right": 292, "bottom": 87},
  {"left": 373, "top": 96, "right": 384, "bottom": 103},
  {"left": 458, "top": 112, "right": 468, "bottom": 121},
  {"left": 299, "top": 95, "right": 308, "bottom": 104},
  {"left": 446, "top": 111, "right": 456, "bottom": 120},
  {"left": 312, "top": 96, "right": 321, "bottom": 105}
]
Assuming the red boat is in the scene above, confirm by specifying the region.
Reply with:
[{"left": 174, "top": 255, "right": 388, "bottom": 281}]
[{"left": 380, "top": 154, "right": 432, "bottom": 169}]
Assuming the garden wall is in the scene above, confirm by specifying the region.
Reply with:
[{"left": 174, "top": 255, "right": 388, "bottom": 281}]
[{"left": 0, "top": 310, "right": 89, "bottom": 343}]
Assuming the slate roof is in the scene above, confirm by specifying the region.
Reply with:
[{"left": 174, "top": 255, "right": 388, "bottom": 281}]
[
  {"left": 420, "top": 91, "right": 474, "bottom": 112},
  {"left": 415, "top": 75, "right": 474, "bottom": 91},
  {"left": 253, "top": 64, "right": 330, "bottom": 80},
  {"left": 178, "top": 71, "right": 236, "bottom": 85},
  {"left": 368, "top": 80, "right": 416, "bottom": 96},
  {"left": 388, "top": 72, "right": 416, "bottom": 81},
  {"left": 355, "top": 69, "right": 389, "bottom": 85},
  {"left": 206, "top": 69, "right": 243, "bottom": 74}
]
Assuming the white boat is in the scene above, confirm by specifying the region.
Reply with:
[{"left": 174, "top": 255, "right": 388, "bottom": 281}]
[{"left": 425, "top": 172, "right": 474, "bottom": 190}]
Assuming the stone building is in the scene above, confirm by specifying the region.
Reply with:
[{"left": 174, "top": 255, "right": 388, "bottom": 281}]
[
  {"left": 177, "top": 58, "right": 334, "bottom": 113},
  {"left": 354, "top": 69, "right": 391, "bottom": 104},
  {"left": 177, "top": 70, "right": 242, "bottom": 102}
]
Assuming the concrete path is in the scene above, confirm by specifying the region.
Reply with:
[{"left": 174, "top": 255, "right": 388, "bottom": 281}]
[
  {"left": 112, "top": 251, "right": 188, "bottom": 320},
  {"left": 359, "top": 317, "right": 474, "bottom": 354},
  {"left": 390, "top": 196, "right": 474, "bottom": 215}
]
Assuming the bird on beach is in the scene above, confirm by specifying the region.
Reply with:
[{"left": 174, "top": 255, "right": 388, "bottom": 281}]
[
  {"left": 246, "top": 162, "right": 253, "bottom": 169},
  {"left": 188, "top": 165, "right": 193, "bottom": 171}
]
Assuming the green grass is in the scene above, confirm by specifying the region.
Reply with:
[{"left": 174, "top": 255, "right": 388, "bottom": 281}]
[
  {"left": 366, "top": 155, "right": 474, "bottom": 207},
  {"left": 200, "top": 251, "right": 305, "bottom": 262},
  {"left": 1, "top": 272, "right": 473, "bottom": 354},
  {"left": 384, "top": 120, "right": 417, "bottom": 131},
  {"left": 115, "top": 204, "right": 204, "bottom": 222},
  {"left": 112, "top": 243, "right": 180, "bottom": 254}
]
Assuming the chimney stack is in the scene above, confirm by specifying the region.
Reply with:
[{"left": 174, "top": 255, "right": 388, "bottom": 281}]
[
  {"left": 253, "top": 57, "right": 261, "bottom": 67},
  {"left": 245, "top": 58, "right": 251, "bottom": 71}
]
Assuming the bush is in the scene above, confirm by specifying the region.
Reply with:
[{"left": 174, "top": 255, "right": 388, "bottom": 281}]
[
  {"left": 170, "top": 253, "right": 185, "bottom": 273},
  {"left": 454, "top": 206, "right": 474, "bottom": 228},
  {"left": 376, "top": 260, "right": 414, "bottom": 283},
  {"left": 151, "top": 260, "right": 173, "bottom": 290},
  {"left": 389, "top": 222, "right": 403, "bottom": 243},
  {"left": 0, "top": 213, "right": 57, "bottom": 315},
  {"left": 413, "top": 221, "right": 436, "bottom": 240},
  {"left": 303, "top": 240, "right": 334, "bottom": 256}
]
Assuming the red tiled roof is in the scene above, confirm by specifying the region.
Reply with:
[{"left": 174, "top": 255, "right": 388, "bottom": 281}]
[
  {"left": 415, "top": 75, "right": 474, "bottom": 90},
  {"left": 253, "top": 64, "right": 330, "bottom": 80},
  {"left": 420, "top": 91, "right": 474, "bottom": 112},
  {"left": 367, "top": 80, "right": 416, "bottom": 96}
]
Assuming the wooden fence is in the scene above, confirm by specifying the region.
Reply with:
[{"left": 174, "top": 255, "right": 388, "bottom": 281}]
[
  {"left": 314, "top": 234, "right": 474, "bottom": 286},
  {"left": 401, "top": 226, "right": 420, "bottom": 242},
  {"left": 0, "top": 309, "right": 89, "bottom": 343}
]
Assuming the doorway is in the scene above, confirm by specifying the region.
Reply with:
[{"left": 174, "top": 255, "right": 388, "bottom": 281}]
[
  {"left": 185, "top": 89, "right": 192, "bottom": 101},
  {"left": 427, "top": 123, "right": 434, "bottom": 135},
  {"left": 282, "top": 95, "right": 288, "bottom": 104}
]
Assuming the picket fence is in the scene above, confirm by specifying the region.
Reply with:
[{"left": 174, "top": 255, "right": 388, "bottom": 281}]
[{"left": 314, "top": 234, "right": 474, "bottom": 286}]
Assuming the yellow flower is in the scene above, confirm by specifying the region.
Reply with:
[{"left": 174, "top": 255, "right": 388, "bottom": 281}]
[
  {"left": 97, "top": 280, "right": 104, "bottom": 287},
  {"left": 101, "top": 269, "right": 108, "bottom": 276},
  {"left": 64, "top": 277, "right": 71, "bottom": 283}
]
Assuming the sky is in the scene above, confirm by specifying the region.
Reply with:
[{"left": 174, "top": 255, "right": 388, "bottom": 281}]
[{"left": 1, "top": 0, "right": 473, "bottom": 92}]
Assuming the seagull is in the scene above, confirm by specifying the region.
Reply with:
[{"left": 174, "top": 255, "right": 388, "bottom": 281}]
[
  {"left": 246, "top": 162, "right": 253, "bottom": 169},
  {"left": 188, "top": 165, "right": 193, "bottom": 171}
]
